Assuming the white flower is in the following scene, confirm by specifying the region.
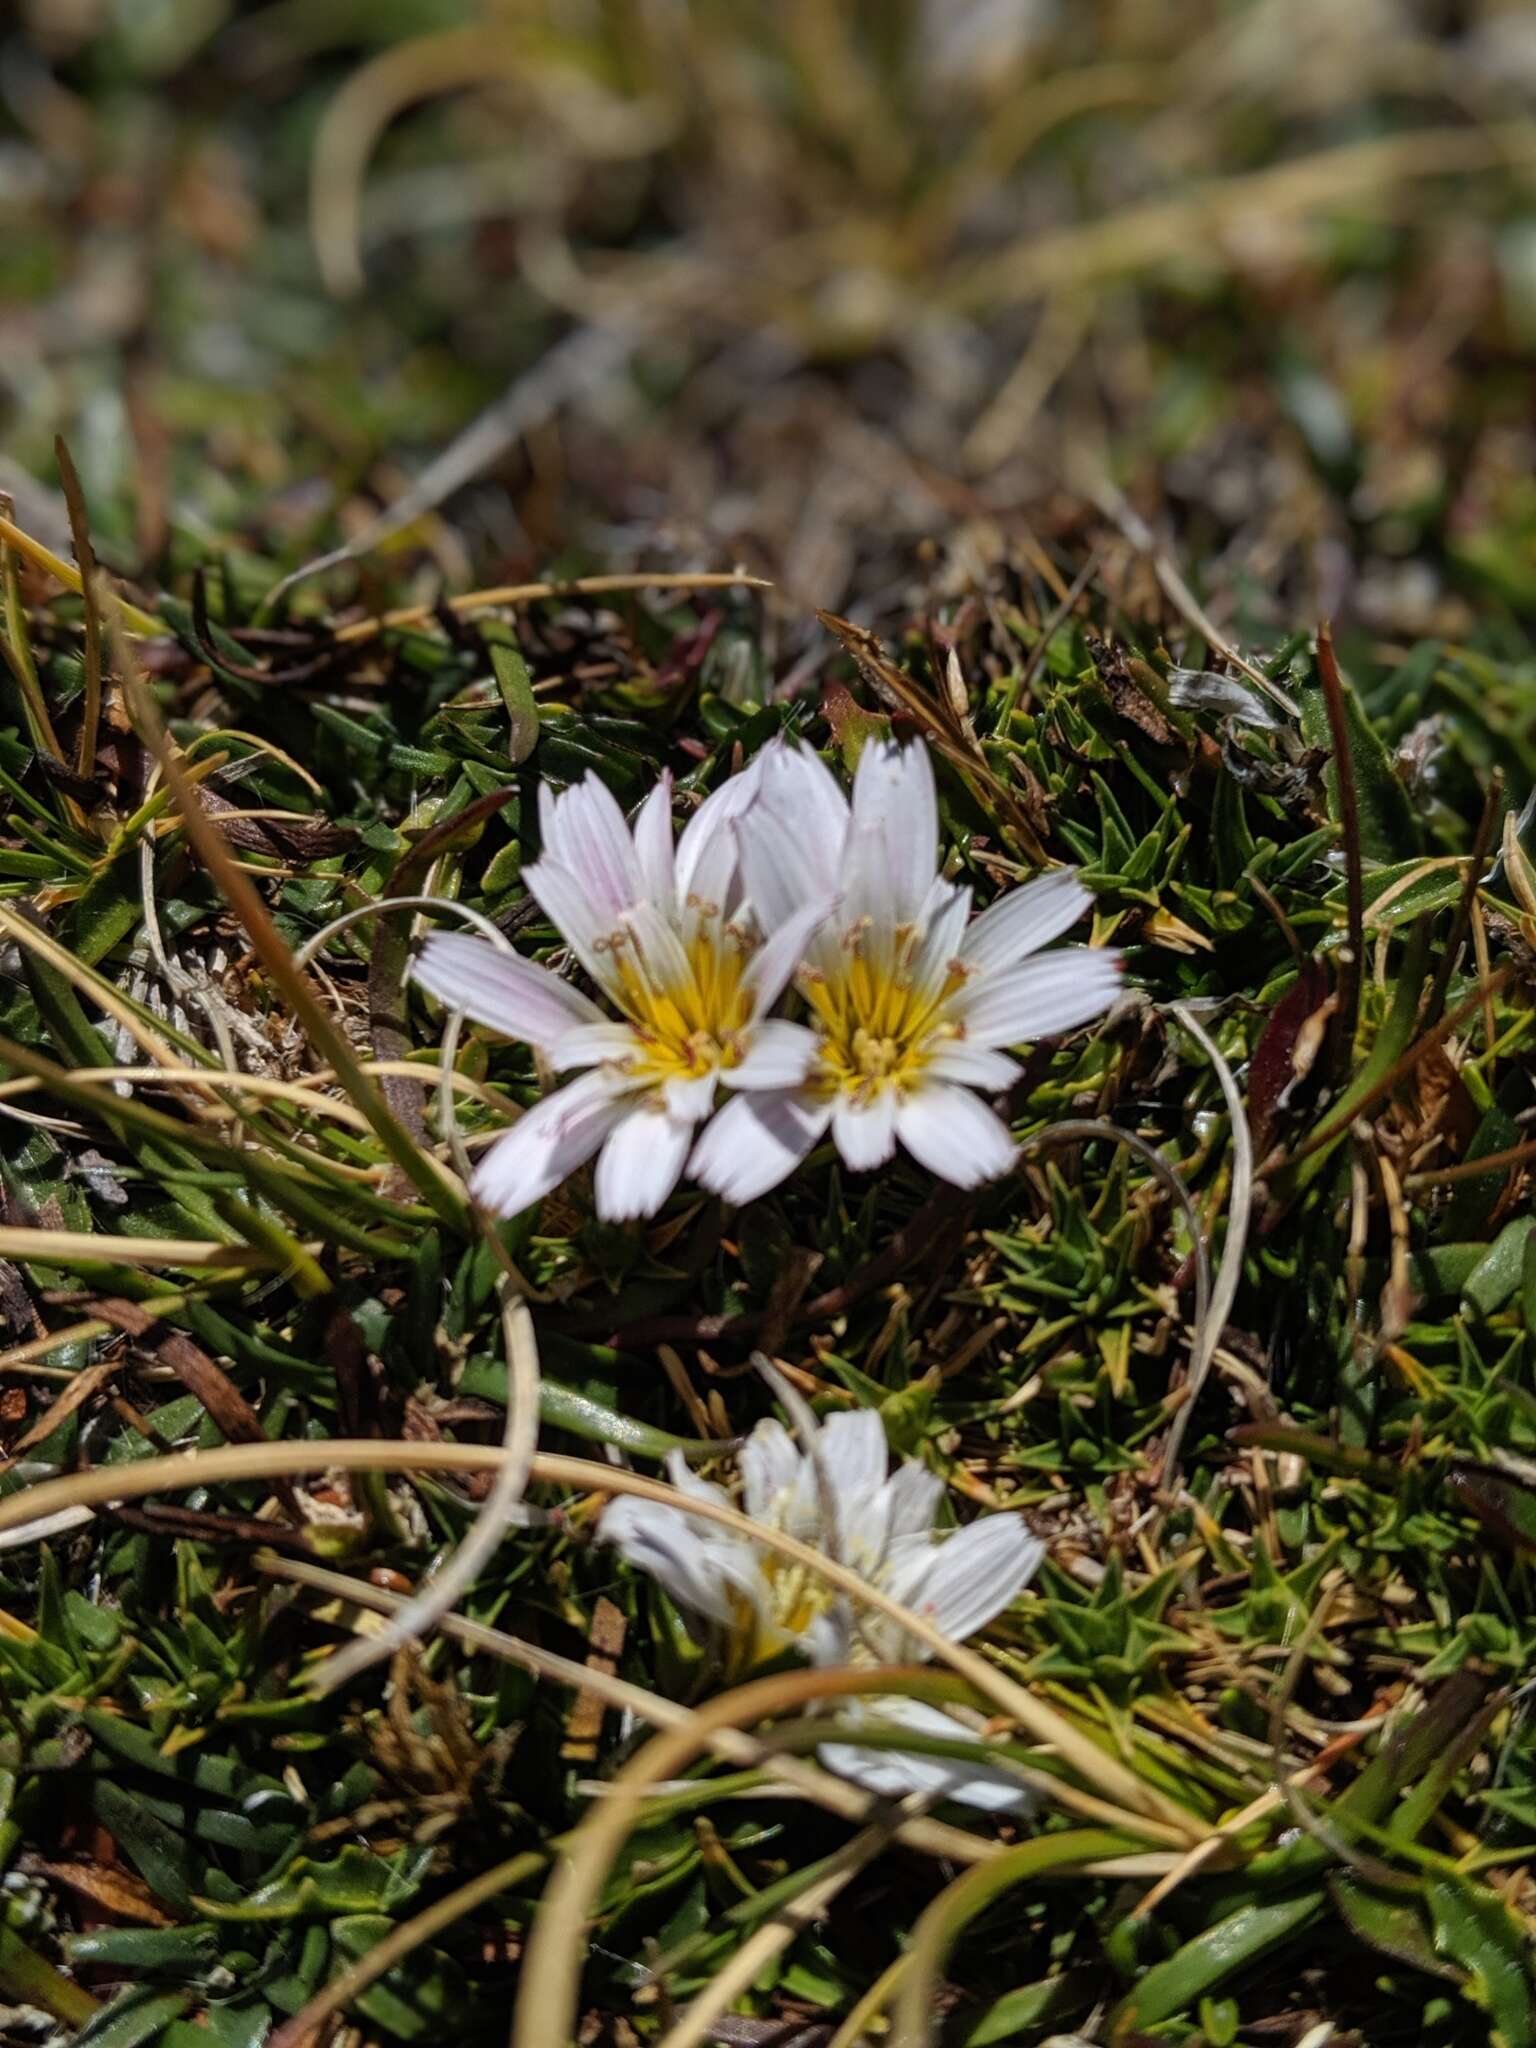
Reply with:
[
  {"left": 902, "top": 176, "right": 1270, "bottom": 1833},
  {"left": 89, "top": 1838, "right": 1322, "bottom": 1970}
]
[
  {"left": 411, "top": 765, "right": 826, "bottom": 1222},
  {"left": 602, "top": 1409, "right": 1044, "bottom": 1812},
  {"left": 690, "top": 738, "right": 1121, "bottom": 1205}
]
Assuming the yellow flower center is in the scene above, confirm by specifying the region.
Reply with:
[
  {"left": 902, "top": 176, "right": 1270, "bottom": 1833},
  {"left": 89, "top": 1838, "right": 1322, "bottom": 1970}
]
[
  {"left": 801, "top": 926, "right": 969, "bottom": 1102},
  {"left": 728, "top": 1552, "right": 839, "bottom": 1670},
  {"left": 599, "top": 915, "right": 755, "bottom": 1084}
]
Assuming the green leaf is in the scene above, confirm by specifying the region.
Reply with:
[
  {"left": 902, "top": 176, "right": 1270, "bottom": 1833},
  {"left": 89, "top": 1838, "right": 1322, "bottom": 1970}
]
[
  {"left": 1428, "top": 1874, "right": 1535, "bottom": 2048},
  {"left": 1113, "top": 1890, "right": 1326, "bottom": 2029},
  {"left": 490, "top": 641, "right": 540, "bottom": 764}
]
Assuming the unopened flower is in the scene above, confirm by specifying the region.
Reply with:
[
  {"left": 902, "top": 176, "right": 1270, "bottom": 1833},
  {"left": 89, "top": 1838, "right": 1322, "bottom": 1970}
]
[
  {"left": 411, "top": 766, "right": 824, "bottom": 1221},
  {"left": 690, "top": 739, "right": 1121, "bottom": 1205},
  {"left": 602, "top": 1409, "right": 1044, "bottom": 1811}
]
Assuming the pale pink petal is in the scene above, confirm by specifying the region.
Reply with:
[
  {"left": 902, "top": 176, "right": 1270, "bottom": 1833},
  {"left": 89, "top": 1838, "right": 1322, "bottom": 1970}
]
[
  {"left": 743, "top": 898, "right": 833, "bottom": 1018},
  {"left": 953, "top": 949, "right": 1122, "bottom": 1048},
  {"left": 600, "top": 1495, "right": 758, "bottom": 1629},
  {"left": 593, "top": 1104, "right": 694, "bottom": 1220},
  {"left": 895, "top": 1083, "right": 1016, "bottom": 1187},
  {"left": 921, "top": 1042, "right": 1021, "bottom": 1089},
  {"left": 631, "top": 772, "right": 675, "bottom": 905},
  {"left": 840, "top": 818, "right": 898, "bottom": 974},
  {"left": 738, "top": 745, "right": 848, "bottom": 932},
  {"left": 523, "top": 854, "right": 622, "bottom": 994},
  {"left": 757, "top": 743, "right": 848, "bottom": 873},
  {"left": 689, "top": 1089, "right": 833, "bottom": 1205},
  {"left": 832, "top": 1088, "right": 898, "bottom": 1173},
  {"left": 724, "top": 1019, "right": 818, "bottom": 1090},
  {"left": 471, "top": 1070, "right": 630, "bottom": 1217},
  {"left": 675, "top": 758, "right": 765, "bottom": 907},
  {"left": 663, "top": 1447, "right": 730, "bottom": 1509},
  {"left": 906, "top": 878, "right": 972, "bottom": 1003},
  {"left": 411, "top": 932, "right": 603, "bottom": 1053},
  {"left": 619, "top": 896, "right": 693, "bottom": 992},
  {"left": 960, "top": 869, "right": 1093, "bottom": 974},
  {"left": 541, "top": 774, "right": 641, "bottom": 917}
]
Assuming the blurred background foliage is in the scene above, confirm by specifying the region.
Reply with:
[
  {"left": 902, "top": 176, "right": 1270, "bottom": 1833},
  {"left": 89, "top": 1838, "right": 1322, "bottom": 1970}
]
[{"left": 4, "top": 0, "right": 1536, "bottom": 627}]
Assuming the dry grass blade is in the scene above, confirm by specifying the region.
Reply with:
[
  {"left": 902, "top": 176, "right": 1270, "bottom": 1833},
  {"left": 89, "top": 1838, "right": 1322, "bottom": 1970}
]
[
  {"left": 0, "top": 1228, "right": 294, "bottom": 1272},
  {"left": 0, "top": 509, "right": 163, "bottom": 635},
  {"left": 333, "top": 571, "right": 770, "bottom": 645}
]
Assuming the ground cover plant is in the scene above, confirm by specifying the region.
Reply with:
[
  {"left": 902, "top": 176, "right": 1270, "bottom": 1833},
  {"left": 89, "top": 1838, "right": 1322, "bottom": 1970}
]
[{"left": 0, "top": 483, "right": 1533, "bottom": 2044}]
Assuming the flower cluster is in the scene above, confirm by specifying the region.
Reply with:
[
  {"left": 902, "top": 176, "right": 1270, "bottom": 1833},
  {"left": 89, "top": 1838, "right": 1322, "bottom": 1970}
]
[
  {"left": 602, "top": 1409, "right": 1045, "bottom": 1811},
  {"left": 412, "top": 737, "right": 1119, "bottom": 1220}
]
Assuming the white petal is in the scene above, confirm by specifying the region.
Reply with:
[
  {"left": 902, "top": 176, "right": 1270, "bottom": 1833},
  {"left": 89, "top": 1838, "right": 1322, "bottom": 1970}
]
[
  {"left": 631, "top": 772, "right": 676, "bottom": 905},
  {"left": 739, "top": 1419, "right": 802, "bottom": 1521},
  {"left": 816, "top": 1410, "right": 890, "bottom": 1513},
  {"left": 955, "top": 949, "right": 1122, "bottom": 1049},
  {"left": 895, "top": 1084, "right": 1016, "bottom": 1187},
  {"left": 851, "top": 740, "right": 937, "bottom": 926},
  {"left": 757, "top": 743, "right": 848, "bottom": 875},
  {"left": 819, "top": 1695, "right": 1035, "bottom": 1815},
  {"left": 725, "top": 1019, "right": 819, "bottom": 1090},
  {"left": 882, "top": 1459, "right": 945, "bottom": 1540},
  {"left": 548, "top": 1020, "right": 644, "bottom": 1071},
  {"left": 471, "top": 1070, "right": 629, "bottom": 1217},
  {"left": 663, "top": 1448, "right": 731, "bottom": 1509},
  {"left": 675, "top": 760, "right": 764, "bottom": 904},
  {"left": 523, "top": 854, "right": 622, "bottom": 993},
  {"left": 689, "top": 1090, "right": 832, "bottom": 1205},
  {"left": 411, "top": 932, "right": 602, "bottom": 1053},
  {"left": 615, "top": 898, "right": 695, "bottom": 1012},
  {"left": 738, "top": 745, "right": 849, "bottom": 933},
  {"left": 743, "top": 898, "right": 833, "bottom": 1018},
  {"left": 896, "top": 1514, "right": 1044, "bottom": 1643},
  {"left": 663, "top": 1070, "right": 718, "bottom": 1122},
  {"left": 921, "top": 1042, "right": 1021, "bottom": 1089},
  {"left": 840, "top": 819, "right": 898, "bottom": 973},
  {"left": 541, "top": 774, "right": 642, "bottom": 918},
  {"left": 600, "top": 1496, "right": 755, "bottom": 1630},
  {"left": 593, "top": 1105, "right": 694, "bottom": 1221},
  {"left": 832, "top": 1089, "right": 899, "bottom": 1173},
  {"left": 906, "top": 878, "right": 972, "bottom": 1004},
  {"left": 960, "top": 868, "right": 1092, "bottom": 974}
]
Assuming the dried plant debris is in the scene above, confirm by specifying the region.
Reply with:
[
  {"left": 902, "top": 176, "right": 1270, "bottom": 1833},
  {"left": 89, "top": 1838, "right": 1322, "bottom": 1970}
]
[{"left": 0, "top": 466, "right": 1532, "bottom": 2046}]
